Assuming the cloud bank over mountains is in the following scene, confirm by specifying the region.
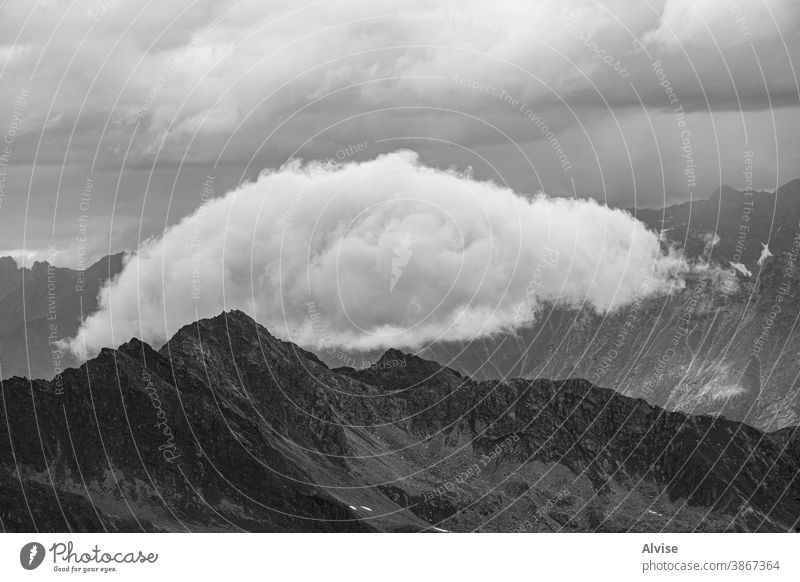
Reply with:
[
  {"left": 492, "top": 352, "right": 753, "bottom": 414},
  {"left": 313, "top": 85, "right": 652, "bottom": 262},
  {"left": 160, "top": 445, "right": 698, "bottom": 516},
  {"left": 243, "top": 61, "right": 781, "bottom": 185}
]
[{"left": 66, "top": 151, "right": 683, "bottom": 355}]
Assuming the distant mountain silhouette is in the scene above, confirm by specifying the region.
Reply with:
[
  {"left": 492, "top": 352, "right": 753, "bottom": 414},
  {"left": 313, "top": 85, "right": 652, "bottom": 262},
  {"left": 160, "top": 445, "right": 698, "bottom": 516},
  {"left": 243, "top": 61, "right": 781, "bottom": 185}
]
[
  {"left": 0, "top": 253, "right": 124, "bottom": 379},
  {"left": 634, "top": 178, "right": 800, "bottom": 266}
]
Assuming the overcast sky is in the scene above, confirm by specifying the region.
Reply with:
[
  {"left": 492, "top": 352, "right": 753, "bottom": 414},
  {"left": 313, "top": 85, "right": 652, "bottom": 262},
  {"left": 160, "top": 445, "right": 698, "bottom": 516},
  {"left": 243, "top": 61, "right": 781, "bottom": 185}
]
[{"left": 1, "top": 0, "right": 798, "bottom": 266}]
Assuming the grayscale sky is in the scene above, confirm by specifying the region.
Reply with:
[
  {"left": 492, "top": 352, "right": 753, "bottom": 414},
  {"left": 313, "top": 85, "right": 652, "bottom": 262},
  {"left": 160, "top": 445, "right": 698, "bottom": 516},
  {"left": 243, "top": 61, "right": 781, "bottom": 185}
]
[{"left": 1, "top": 0, "right": 798, "bottom": 266}]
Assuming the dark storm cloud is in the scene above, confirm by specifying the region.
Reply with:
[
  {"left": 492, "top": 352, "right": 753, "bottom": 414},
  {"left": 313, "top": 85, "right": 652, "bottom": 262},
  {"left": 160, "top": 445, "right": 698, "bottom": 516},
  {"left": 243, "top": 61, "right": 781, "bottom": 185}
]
[{"left": 0, "top": 0, "right": 798, "bottom": 262}]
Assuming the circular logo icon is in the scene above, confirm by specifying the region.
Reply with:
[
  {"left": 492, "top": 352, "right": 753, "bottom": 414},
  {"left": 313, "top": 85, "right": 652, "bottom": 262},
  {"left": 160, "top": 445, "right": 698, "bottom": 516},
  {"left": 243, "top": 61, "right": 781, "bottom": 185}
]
[{"left": 20, "top": 542, "right": 45, "bottom": 570}]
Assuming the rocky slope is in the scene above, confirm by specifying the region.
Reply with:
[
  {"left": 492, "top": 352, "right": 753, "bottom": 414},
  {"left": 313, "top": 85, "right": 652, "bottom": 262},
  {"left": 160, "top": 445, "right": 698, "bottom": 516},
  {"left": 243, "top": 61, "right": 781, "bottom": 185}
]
[{"left": 1, "top": 310, "right": 798, "bottom": 532}]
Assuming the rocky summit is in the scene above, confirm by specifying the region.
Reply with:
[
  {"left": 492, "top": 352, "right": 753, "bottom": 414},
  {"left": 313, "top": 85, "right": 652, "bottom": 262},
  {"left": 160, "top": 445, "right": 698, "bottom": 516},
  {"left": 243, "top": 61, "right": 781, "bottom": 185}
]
[{"left": 1, "top": 310, "right": 798, "bottom": 532}]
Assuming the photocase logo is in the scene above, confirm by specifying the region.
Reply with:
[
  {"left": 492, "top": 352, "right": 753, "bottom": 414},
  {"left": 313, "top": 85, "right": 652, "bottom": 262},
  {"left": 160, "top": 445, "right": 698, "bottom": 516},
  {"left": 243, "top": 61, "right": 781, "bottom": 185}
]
[
  {"left": 390, "top": 233, "right": 414, "bottom": 293},
  {"left": 20, "top": 542, "right": 45, "bottom": 570}
]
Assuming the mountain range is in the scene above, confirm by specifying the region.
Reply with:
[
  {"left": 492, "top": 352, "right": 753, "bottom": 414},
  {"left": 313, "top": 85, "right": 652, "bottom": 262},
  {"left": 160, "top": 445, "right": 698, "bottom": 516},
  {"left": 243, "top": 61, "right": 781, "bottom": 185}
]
[
  {"left": 1, "top": 309, "right": 798, "bottom": 532},
  {"left": 3, "top": 183, "right": 800, "bottom": 433},
  {"left": 2, "top": 181, "right": 800, "bottom": 532}
]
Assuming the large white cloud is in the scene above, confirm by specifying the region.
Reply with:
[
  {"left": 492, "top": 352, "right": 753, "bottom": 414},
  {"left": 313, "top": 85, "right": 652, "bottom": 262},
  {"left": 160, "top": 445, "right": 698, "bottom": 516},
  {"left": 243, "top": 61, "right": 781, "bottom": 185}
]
[{"left": 65, "top": 150, "right": 683, "bottom": 356}]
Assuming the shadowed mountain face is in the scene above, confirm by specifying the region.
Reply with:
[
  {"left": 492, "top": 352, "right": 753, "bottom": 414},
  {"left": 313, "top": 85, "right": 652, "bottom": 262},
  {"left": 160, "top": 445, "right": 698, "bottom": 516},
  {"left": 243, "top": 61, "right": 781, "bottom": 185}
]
[
  {"left": 413, "top": 181, "right": 800, "bottom": 431},
  {"left": 633, "top": 179, "right": 800, "bottom": 267},
  {"left": 1, "top": 310, "right": 798, "bottom": 533},
  {"left": 0, "top": 253, "right": 124, "bottom": 380}
]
